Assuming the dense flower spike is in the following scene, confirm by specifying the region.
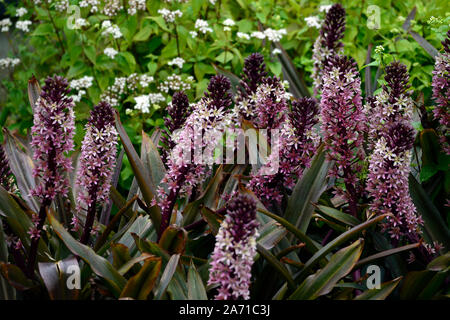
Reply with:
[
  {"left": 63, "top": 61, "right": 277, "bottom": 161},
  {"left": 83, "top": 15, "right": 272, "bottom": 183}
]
[
  {"left": 431, "top": 31, "right": 450, "bottom": 154},
  {"left": 158, "top": 75, "right": 235, "bottom": 238},
  {"left": 208, "top": 194, "right": 259, "bottom": 300},
  {"left": 75, "top": 101, "right": 118, "bottom": 244},
  {"left": 236, "top": 53, "right": 268, "bottom": 120},
  {"left": 312, "top": 3, "right": 346, "bottom": 95},
  {"left": 250, "top": 98, "right": 320, "bottom": 207},
  {"left": 0, "top": 146, "right": 13, "bottom": 191},
  {"left": 367, "top": 61, "right": 414, "bottom": 147},
  {"left": 321, "top": 55, "right": 365, "bottom": 216},
  {"left": 160, "top": 92, "right": 191, "bottom": 164},
  {"left": 367, "top": 122, "right": 424, "bottom": 241}
]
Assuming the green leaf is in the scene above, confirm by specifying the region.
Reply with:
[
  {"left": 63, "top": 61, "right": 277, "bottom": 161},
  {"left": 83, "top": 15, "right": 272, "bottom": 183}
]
[
  {"left": 0, "top": 263, "right": 35, "bottom": 291},
  {"left": 133, "top": 25, "right": 152, "bottom": 42},
  {"left": 32, "top": 23, "right": 53, "bottom": 36},
  {"left": 141, "top": 131, "right": 166, "bottom": 190},
  {"left": 84, "top": 46, "right": 97, "bottom": 65},
  {"left": 48, "top": 213, "right": 127, "bottom": 296},
  {"left": 355, "top": 242, "right": 420, "bottom": 269},
  {"left": 285, "top": 145, "right": 331, "bottom": 232},
  {"left": 187, "top": 260, "right": 207, "bottom": 300},
  {"left": 120, "top": 257, "right": 161, "bottom": 300},
  {"left": 427, "top": 252, "right": 450, "bottom": 272},
  {"left": 289, "top": 239, "right": 364, "bottom": 300},
  {"left": 27, "top": 75, "right": 41, "bottom": 112},
  {"left": 116, "top": 52, "right": 137, "bottom": 74},
  {"left": 256, "top": 244, "right": 295, "bottom": 289},
  {"left": 200, "top": 206, "right": 224, "bottom": 236},
  {"left": 354, "top": 277, "right": 402, "bottom": 300}
]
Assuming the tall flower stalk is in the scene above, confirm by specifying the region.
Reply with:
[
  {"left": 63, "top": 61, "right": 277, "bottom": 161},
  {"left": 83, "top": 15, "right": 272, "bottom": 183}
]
[
  {"left": 431, "top": 30, "right": 450, "bottom": 154},
  {"left": 28, "top": 75, "right": 75, "bottom": 275},
  {"left": 75, "top": 101, "right": 118, "bottom": 245},
  {"left": 160, "top": 91, "right": 191, "bottom": 164},
  {"left": 208, "top": 194, "right": 259, "bottom": 300},
  {"left": 321, "top": 55, "right": 365, "bottom": 217},
  {"left": 250, "top": 97, "right": 320, "bottom": 208},
  {"left": 312, "top": 3, "right": 346, "bottom": 95}
]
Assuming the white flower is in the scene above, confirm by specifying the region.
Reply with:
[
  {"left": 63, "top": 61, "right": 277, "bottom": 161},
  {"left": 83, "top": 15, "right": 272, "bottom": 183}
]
[
  {"left": 251, "top": 31, "right": 266, "bottom": 39},
  {"left": 237, "top": 32, "right": 250, "bottom": 40},
  {"left": 264, "top": 28, "right": 287, "bottom": 42},
  {"left": 223, "top": 19, "right": 235, "bottom": 27},
  {"left": 189, "top": 31, "right": 198, "bottom": 38},
  {"left": 305, "top": 16, "right": 321, "bottom": 29},
  {"left": 16, "top": 20, "right": 32, "bottom": 33},
  {"left": 158, "top": 8, "right": 182, "bottom": 23},
  {"left": 101, "top": 20, "right": 122, "bottom": 38},
  {"left": 375, "top": 45, "right": 384, "bottom": 54},
  {"left": 128, "top": 0, "right": 146, "bottom": 15},
  {"left": 80, "top": 0, "right": 100, "bottom": 13},
  {"left": 272, "top": 48, "right": 282, "bottom": 55},
  {"left": 16, "top": 8, "right": 28, "bottom": 17},
  {"left": 0, "top": 58, "right": 20, "bottom": 69},
  {"left": 195, "top": 19, "right": 212, "bottom": 34},
  {"left": 104, "top": 47, "right": 118, "bottom": 59},
  {"left": 134, "top": 95, "right": 151, "bottom": 113},
  {"left": 74, "top": 18, "right": 89, "bottom": 29},
  {"left": 168, "top": 57, "right": 185, "bottom": 69},
  {"left": 0, "top": 18, "right": 12, "bottom": 32},
  {"left": 319, "top": 5, "right": 333, "bottom": 13}
]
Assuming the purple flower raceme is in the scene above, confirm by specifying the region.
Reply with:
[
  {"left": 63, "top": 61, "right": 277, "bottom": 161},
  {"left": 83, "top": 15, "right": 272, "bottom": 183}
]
[
  {"left": 160, "top": 91, "right": 191, "bottom": 164},
  {"left": 312, "top": 3, "right": 346, "bottom": 95},
  {"left": 208, "top": 194, "right": 259, "bottom": 300},
  {"left": 28, "top": 75, "right": 75, "bottom": 275},
  {"left": 236, "top": 53, "right": 268, "bottom": 121},
  {"left": 250, "top": 97, "right": 320, "bottom": 207},
  {"left": 158, "top": 75, "right": 236, "bottom": 238},
  {"left": 367, "top": 61, "right": 414, "bottom": 148},
  {"left": 74, "top": 101, "right": 118, "bottom": 244},
  {"left": 431, "top": 30, "right": 450, "bottom": 154},
  {"left": 367, "top": 122, "right": 424, "bottom": 242},
  {"left": 321, "top": 55, "right": 365, "bottom": 216}
]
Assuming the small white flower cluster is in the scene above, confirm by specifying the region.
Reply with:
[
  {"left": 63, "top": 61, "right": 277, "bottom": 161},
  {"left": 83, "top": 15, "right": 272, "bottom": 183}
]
[
  {"left": 158, "top": 8, "right": 182, "bottom": 23},
  {"left": 101, "top": 20, "right": 122, "bottom": 39},
  {"left": 0, "top": 18, "right": 12, "bottom": 32},
  {"left": 263, "top": 28, "right": 287, "bottom": 42},
  {"left": 139, "top": 74, "right": 154, "bottom": 87},
  {"left": 134, "top": 93, "right": 165, "bottom": 113},
  {"left": 103, "top": 0, "right": 123, "bottom": 17},
  {"left": 237, "top": 32, "right": 250, "bottom": 40},
  {"left": 128, "top": 0, "right": 146, "bottom": 15},
  {"left": 195, "top": 19, "right": 212, "bottom": 34},
  {"left": 158, "top": 74, "right": 194, "bottom": 93},
  {"left": 319, "top": 5, "right": 333, "bottom": 13},
  {"left": 104, "top": 47, "right": 118, "bottom": 59},
  {"left": 223, "top": 18, "right": 235, "bottom": 31},
  {"left": 375, "top": 45, "right": 384, "bottom": 54},
  {"left": 70, "top": 76, "right": 94, "bottom": 103},
  {"left": 168, "top": 57, "right": 185, "bottom": 69},
  {"left": 73, "top": 18, "right": 89, "bottom": 29},
  {"left": 305, "top": 16, "right": 321, "bottom": 29},
  {"left": 272, "top": 48, "right": 282, "bottom": 55},
  {"left": 189, "top": 31, "right": 198, "bottom": 38},
  {"left": 16, "top": 7, "right": 28, "bottom": 17},
  {"left": 55, "top": 0, "right": 69, "bottom": 12},
  {"left": 80, "top": 0, "right": 100, "bottom": 13},
  {"left": 16, "top": 20, "right": 32, "bottom": 33},
  {"left": 0, "top": 58, "right": 20, "bottom": 69}
]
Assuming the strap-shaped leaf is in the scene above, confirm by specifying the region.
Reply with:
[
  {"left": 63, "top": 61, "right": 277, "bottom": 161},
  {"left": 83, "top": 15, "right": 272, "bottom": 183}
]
[
  {"left": 187, "top": 260, "right": 207, "bottom": 300},
  {"left": 354, "top": 277, "right": 402, "bottom": 300},
  {"left": 289, "top": 239, "right": 363, "bottom": 300},
  {"left": 38, "top": 256, "right": 80, "bottom": 300},
  {"left": 120, "top": 256, "right": 162, "bottom": 300}
]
